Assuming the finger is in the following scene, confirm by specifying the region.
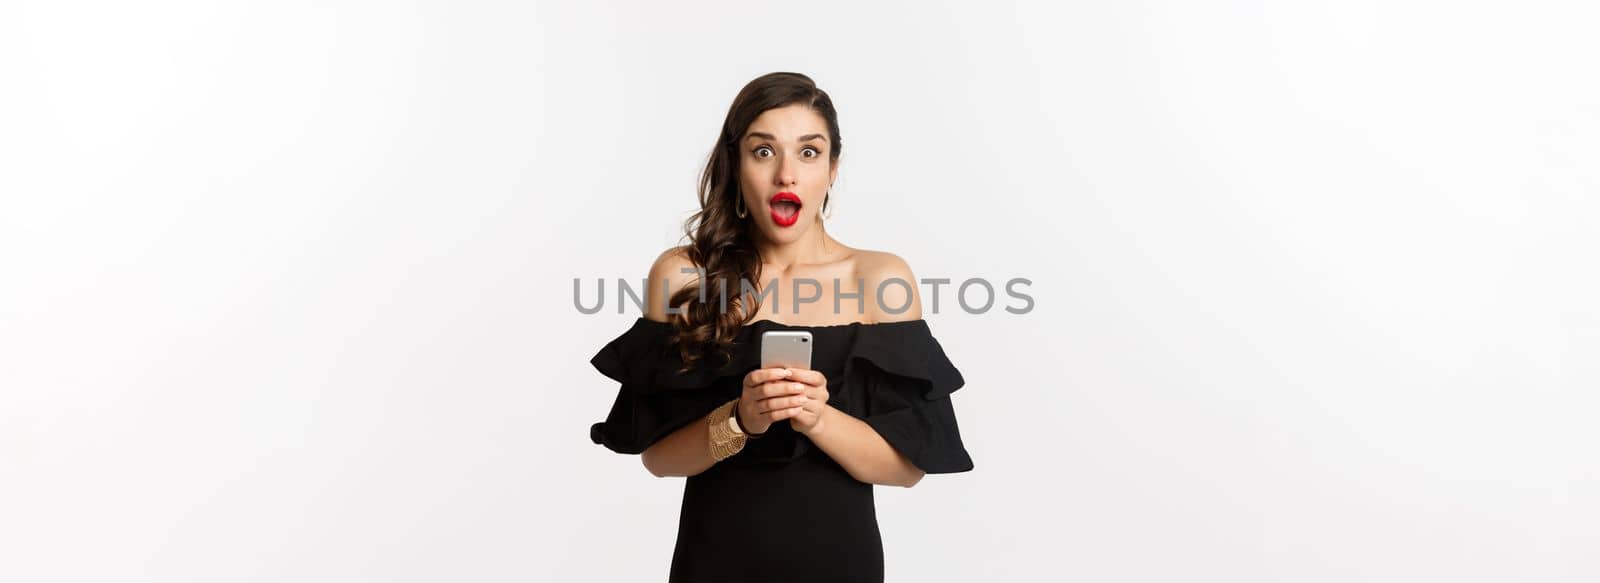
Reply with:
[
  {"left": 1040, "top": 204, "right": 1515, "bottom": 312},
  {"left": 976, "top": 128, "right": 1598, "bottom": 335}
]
[
  {"left": 786, "top": 368, "right": 826, "bottom": 387},
  {"left": 788, "top": 408, "right": 821, "bottom": 431},
  {"left": 744, "top": 367, "right": 793, "bottom": 388},
  {"left": 765, "top": 405, "right": 804, "bottom": 421},
  {"left": 754, "top": 380, "right": 809, "bottom": 398},
  {"left": 755, "top": 394, "right": 809, "bottom": 413},
  {"left": 750, "top": 368, "right": 793, "bottom": 387},
  {"left": 800, "top": 383, "right": 829, "bottom": 402}
]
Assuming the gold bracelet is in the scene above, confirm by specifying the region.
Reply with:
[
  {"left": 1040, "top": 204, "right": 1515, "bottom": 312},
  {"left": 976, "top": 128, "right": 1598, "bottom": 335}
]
[{"left": 706, "top": 398, "right": 747, "bottom": 462}]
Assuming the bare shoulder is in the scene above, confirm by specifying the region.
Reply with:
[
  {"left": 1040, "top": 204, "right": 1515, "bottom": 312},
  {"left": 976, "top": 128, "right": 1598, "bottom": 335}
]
[
  {"left": 854, "top": 249, "right": 916, "bottom": 283},
  {"left": 854, "top": 249, "right": 923, "bottom": 322},
  {"left": 645, "top": 245, "right": 697, "bottom": 323}
]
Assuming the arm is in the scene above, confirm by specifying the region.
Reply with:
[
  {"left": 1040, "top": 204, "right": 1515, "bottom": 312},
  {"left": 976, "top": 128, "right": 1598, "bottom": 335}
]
[
  {"left": 642, "top": 369, "right": 808, "bottom": 477},
  {"left": 640, "top": 415, "right": 718, "bottom": 478},
  {"left": 633, "top": 247, "right": 809, "bottom": 477},
  {"left": 805, "top": 406, "right": 926, "bottom": 487},
  {"left": 637, "top": 246, "right": 716, "bottom": 478}
]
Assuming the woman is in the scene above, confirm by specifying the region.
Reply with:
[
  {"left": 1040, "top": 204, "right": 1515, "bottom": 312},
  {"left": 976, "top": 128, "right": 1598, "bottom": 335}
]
[{"left": 589, "top": 72, "right": 973, "bottom": 583}]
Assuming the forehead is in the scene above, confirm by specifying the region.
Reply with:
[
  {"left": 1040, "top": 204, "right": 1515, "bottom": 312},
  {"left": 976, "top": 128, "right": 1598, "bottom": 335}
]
[{"left": 744, "top": 104, "right": 829, "bottom": 141}]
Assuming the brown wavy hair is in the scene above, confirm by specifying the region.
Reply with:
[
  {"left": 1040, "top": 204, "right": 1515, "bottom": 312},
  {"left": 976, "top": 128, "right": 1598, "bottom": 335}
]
[{"left": 668, "top": 72, "right": 843, "bottom": 371}]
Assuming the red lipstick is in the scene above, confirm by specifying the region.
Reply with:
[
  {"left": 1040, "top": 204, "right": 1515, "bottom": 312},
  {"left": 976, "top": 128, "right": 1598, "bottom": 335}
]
[{"left": 769, "top": 192, "right": 802, "bottom": 227}]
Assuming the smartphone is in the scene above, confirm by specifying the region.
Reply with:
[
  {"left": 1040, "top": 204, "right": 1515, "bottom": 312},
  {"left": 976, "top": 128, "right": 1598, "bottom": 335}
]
[{"left": 760, "top": 331, "right": 812, "bottom": 370}]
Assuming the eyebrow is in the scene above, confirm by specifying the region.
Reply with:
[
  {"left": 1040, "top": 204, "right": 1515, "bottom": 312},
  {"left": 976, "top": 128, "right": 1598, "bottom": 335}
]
[{"left": 744, "top": 132, "right": 828, "bottom": 144}]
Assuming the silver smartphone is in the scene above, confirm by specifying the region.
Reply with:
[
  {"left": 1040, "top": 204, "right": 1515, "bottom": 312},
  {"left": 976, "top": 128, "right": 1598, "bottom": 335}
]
[{"left": 760, "top": 331, "right": 812, "bottom": 370}]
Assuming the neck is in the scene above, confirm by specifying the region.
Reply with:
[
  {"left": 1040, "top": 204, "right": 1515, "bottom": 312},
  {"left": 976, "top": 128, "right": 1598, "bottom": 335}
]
[{"left": 754, "top": 223, "right": 836, "bottom": 271}]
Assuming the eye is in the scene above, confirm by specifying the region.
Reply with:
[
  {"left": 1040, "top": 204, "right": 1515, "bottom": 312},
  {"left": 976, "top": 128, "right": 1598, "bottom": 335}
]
[{"left": 750, "top": 145, "right": 822, "bottom": 159}]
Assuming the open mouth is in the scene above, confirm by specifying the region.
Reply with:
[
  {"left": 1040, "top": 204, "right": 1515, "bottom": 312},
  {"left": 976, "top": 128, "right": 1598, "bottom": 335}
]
[{"left": 769, "top": 192, "right": 802, "bottom": 227}]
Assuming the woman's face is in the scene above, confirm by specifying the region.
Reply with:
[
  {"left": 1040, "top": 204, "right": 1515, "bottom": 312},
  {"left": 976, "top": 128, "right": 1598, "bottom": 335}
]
[{"left": 738, "top": 104, "right": 838, "bottom": 243}]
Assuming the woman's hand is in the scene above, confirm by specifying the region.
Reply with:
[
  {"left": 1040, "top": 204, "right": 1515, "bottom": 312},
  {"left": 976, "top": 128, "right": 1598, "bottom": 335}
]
[
  {"left": 736, "top": 367, "right": 831, "bottom": 436},
  {"left": 782, "top": 368, "right": 831, "bottom": 435}
]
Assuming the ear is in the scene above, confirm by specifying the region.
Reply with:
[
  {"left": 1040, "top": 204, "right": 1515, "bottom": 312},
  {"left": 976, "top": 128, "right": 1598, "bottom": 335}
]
[{"left": 829, "top": 158, "right": 840, "bottom": 186}]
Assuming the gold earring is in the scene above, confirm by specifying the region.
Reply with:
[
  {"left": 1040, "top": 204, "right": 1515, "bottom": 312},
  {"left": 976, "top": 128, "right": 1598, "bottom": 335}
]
[
  {"left": 735, "top": 192, "right": 748, "bottom": 218},
  {"left": 821, "top": 191, "right": 833, "bottom": 220}
]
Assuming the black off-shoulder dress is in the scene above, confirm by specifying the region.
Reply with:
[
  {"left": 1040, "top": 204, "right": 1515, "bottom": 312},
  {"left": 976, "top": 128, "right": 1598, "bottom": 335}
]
[{"left": 589, "top": 317, "right": 973, "bottom": 583}]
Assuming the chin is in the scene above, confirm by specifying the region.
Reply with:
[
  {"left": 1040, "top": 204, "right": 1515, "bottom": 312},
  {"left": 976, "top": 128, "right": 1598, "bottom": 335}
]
[{"left": 763, "top": 221, "right": 808, "bottom": 241}]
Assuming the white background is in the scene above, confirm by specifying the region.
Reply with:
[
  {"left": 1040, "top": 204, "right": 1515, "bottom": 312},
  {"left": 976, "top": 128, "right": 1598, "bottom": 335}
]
[{"left": 3, "top": 1, "right": 1596, "bottom": 581}]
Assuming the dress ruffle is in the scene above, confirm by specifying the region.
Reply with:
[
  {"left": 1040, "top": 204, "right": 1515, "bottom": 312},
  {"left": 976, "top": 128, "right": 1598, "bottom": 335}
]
[
  {"left": 589, "top": 318, "right": 973, "bottom": 474},
  {"left": 586, "top": 318, "right": 747, "bottom": 455}
]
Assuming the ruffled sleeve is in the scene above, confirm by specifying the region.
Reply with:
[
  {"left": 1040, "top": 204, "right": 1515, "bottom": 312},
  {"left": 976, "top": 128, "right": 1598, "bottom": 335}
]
[
  {"left": 845, "top": 320, "right": 975, "bottom": 474},
  {"left": 588, "top": 318, "right": 755, "bottom": 455},
  {"left": 589, "top": 317, "right": 974, "bottom": 473}
]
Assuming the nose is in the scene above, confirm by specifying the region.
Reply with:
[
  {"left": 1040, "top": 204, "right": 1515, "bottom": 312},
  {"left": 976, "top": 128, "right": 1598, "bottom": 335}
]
[{"left": 774, "top": 155, "right": 797, "bottom": 187}]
